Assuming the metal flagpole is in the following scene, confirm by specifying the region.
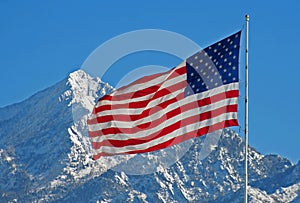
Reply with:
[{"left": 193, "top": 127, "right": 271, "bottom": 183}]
[{"left": 244, "top": 14, "right": 249, "bottom": 203}]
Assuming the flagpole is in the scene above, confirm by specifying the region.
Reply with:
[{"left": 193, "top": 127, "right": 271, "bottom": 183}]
[{"left": 244, "top": 14, "right": 249, "bottom": 203}]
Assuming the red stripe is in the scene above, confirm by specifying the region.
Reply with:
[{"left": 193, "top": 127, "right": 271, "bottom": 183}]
[
  {"left": 90, "top": 104, "right": 237, "bottom": 139},
  {"left": 93, "top": 80, "right": 186, "bottom": 113},
  {"left": 87, "top": 90, "right": 238, "bottom": 125},
  {"left": 123, "top": 119, "right": 238, "bottom": 154},
  {"left": 97, "top": 66, "right": 186, "bottom": 103},
  {"left": 97, "top": 85, "right": 161, "bottom": 105},
  {"left": 91, "top": 119, "right": 238, "bottom": 159}
]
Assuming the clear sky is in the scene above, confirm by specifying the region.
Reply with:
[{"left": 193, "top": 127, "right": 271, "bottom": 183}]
[{"left": 0, "top": 1, "right": 299, "bottom": 163}]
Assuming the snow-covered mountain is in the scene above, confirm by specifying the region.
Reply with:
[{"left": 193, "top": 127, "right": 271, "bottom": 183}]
[{"left": 0, "top": 70, "right": 299, "bottom": 203}]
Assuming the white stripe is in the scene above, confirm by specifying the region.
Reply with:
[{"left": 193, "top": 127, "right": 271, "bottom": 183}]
[
  {"left": 91, "top": 82, "right": 239, "bottom": 117},
  {"left": 89, "top": 97, "right": 238, "bottom": 141},
  {"left": 93, "top": 112, "right": 237, "bottom": 155}
]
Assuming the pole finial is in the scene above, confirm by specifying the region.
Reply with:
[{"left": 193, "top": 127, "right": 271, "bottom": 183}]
[{"left": 245, "top": 14, "right": 250, "bottom": 21}]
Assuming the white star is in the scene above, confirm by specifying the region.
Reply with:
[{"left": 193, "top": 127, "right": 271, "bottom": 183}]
[
  {"left": 224, "top": 69, "right": 227, "bottom": 72},
  {"left": 209, "top": 46, "right": 212, "bottom": 49},
  {"left": 214, "top": 49, "right": 217, "bottom": 53},
  {"left": 224, "top": 79, "right": 227, "bottom": 83},
  {"left": 219, "top": 65, "right": 223, "bottom": 68},
  {"left": 197, "top": 78, "right": 201, "bottom": 82},
  {"left": 208, "top": 66, "right": 212, "bottom": 69},
  {"left": 230, "top": 41, "right": 233, "bottom": 45},
  {"left": 235, "top": 34, "right": 239, "bottom": 38},
  {"left": 191, "top": 73, "right": 194, "bottom": 76},
  {"left": 195, "top": 66, "right": 199, "bottom": 69},
  {"left": 228, "top": 73, "right": 232, "bottom": 77},
  {"left": 233, "top": 77, "right": 236, "bottom": 81},
  {"left": 218, "top": 42, "right": 221, "bottom": 46},
  {"left": 215, "top": 82, "right": 218, "bottom": 86},
  {"left": 194, "top": 55, "right": 198, "bottom": 59},
  {"left": 204, "top": 52, "right": 208, "bottom": 56},
  {"left": 233, "top": 55, "right": 236, "bottom": 59},
  {"left": 234, "top": 45, "right": 237, "bottom": 48},
  {"left": 228, "top": 62, "right": 232, "bottom": 66},
  {"left": 232, "top": 66, "right": 236, "bottom": 70},
  {"left": 196, "top": 88, "right": 199, "bottom": 92},
  {"left": 227, "top": 38, "right": 230, "bottom": 42},
  {"left": 203, "top": 72, "right": 206, "bottom": 76},
  {"left": 229, "top": 51, "right": 232, "bottom": 55},
  {"left": 210, "top": 78, "right": 214, "bottom": 82},
  {"left": 225, "top": 48, "right": 229, "bottom": 52},
  {"left": 199, "top": 59, "right": 203, "bottom": 63},
  {"left": 224, "top": 58, "right": 227, "bottom": 62},
  {"left": 192, "top": 84, "right": 195, "bottom": 88},
  {"left": 214, "top": 72, "right": 218, "bottom": 75},
  {"left": 221, "top": 55, "right": 224, "bottom": 58},
  {"left": 205, "top": 63, "right": 208, "bottom": 66}
]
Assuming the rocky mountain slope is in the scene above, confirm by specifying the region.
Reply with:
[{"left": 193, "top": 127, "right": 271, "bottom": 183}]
[{"left": 0, "top": 70, "right": 299, "bottom": 203}]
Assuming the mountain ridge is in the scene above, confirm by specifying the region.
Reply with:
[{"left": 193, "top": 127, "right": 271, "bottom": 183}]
[{"left": 0, "top": 69, "right": 299, "bottom": 203}]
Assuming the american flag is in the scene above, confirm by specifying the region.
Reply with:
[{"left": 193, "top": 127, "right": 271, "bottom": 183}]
[{"left": 88, "top": 31, "right": 241, "bottom": 160}]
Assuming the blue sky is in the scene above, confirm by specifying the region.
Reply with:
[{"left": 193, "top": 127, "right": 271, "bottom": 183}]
[{"left": 0, "top": 1, "right": 299, "bottom": 163}]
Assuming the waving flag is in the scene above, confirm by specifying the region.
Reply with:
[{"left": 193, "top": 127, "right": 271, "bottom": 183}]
[{"left": 88, "top": 31, "right": 241, "bottom": 160}]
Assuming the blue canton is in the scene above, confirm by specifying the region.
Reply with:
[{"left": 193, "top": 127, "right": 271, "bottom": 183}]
[{"left": 185, "top": 31, "right": 241, "bottom": 96}]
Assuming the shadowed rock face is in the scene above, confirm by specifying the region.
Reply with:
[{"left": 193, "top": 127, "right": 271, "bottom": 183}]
[{"left": 0, "top": 70, "right": 299, "bottom": 203}]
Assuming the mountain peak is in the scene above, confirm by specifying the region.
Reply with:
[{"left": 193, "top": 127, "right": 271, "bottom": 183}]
[
  {"left": 68, "top": 69, "right": 97, "bottom": 84},
  {"left": 60, "top": 69, "right": 113, "bottom": 112}
]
